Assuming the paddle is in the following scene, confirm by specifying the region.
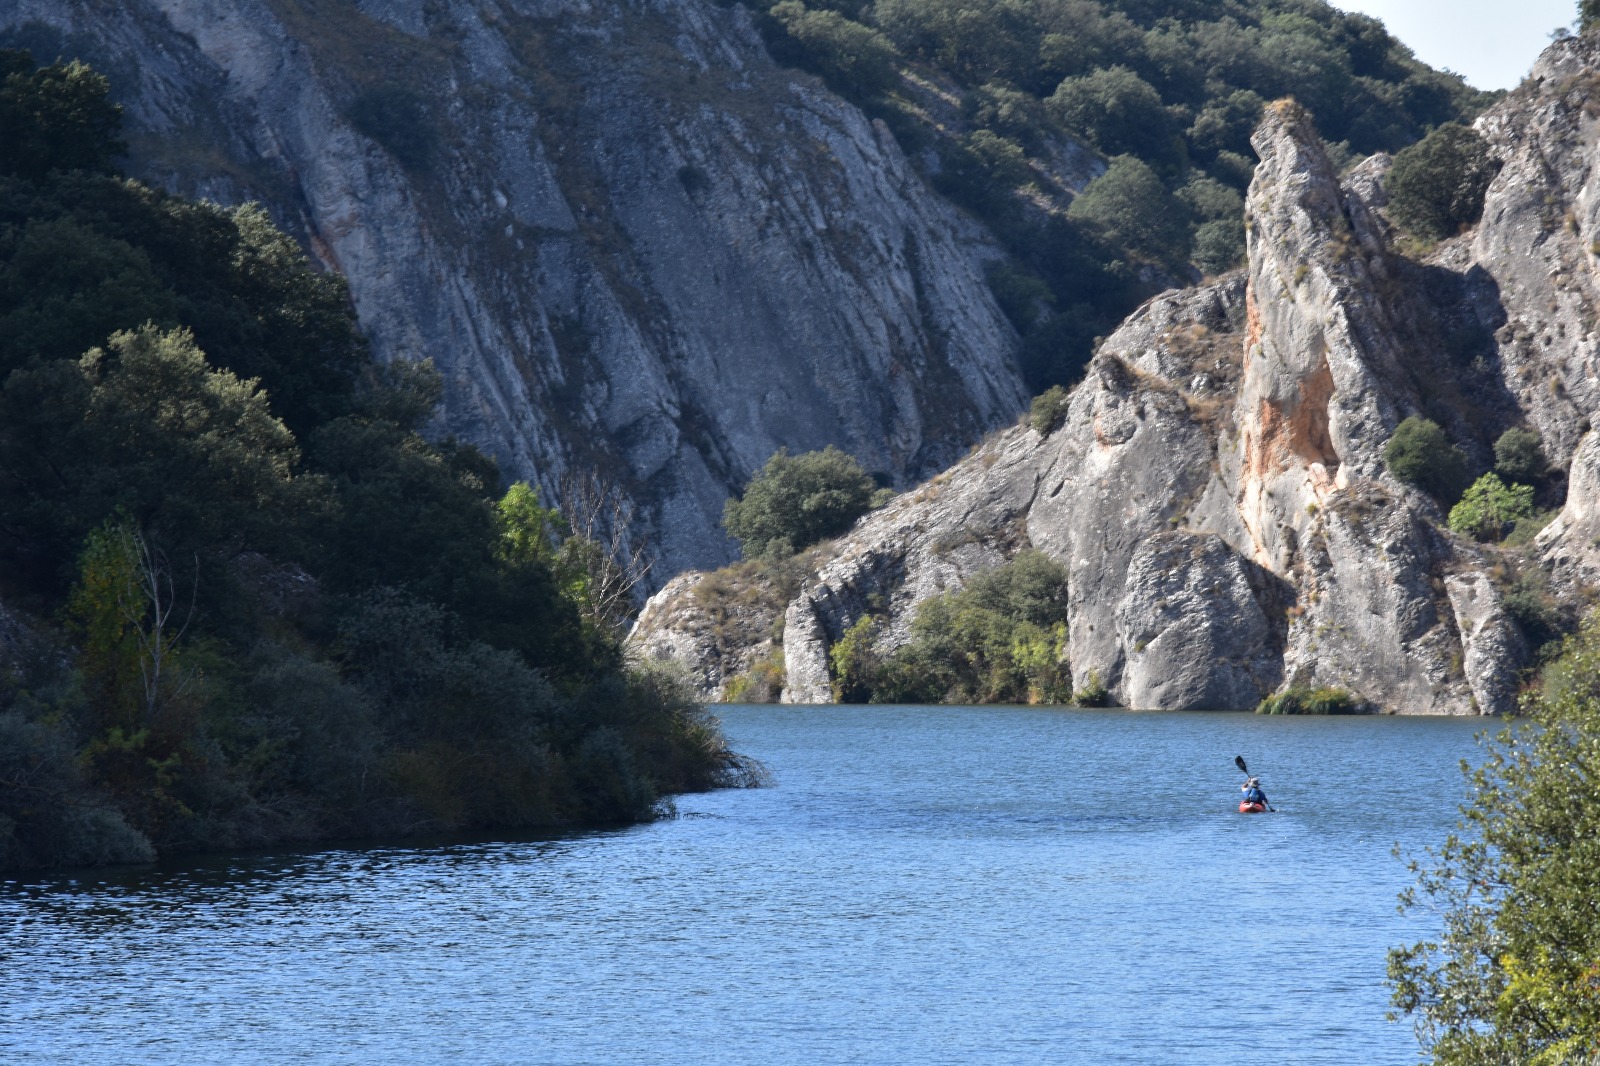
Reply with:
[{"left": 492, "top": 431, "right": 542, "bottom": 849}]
[{"left": 1233, "top": 755, "right": 1275, "bottom": 811}]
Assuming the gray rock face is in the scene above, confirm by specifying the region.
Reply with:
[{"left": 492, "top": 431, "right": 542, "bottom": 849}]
[
  {"left": 635, "top": 38, "right": 1600, "bottom": 712},
  {"left": 3, "top": 0, "right": 1025, "bottom": 581},
  {"left": 1115, "top": 532, "right": 1281, "bottom": 711}
]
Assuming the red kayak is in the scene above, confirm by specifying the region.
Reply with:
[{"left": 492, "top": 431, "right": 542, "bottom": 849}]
[{"left": 1238, "top": 800, "right": 1267, "bottom": 814}]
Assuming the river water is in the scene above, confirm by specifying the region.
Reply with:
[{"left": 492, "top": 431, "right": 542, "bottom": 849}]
[{"left": 3, "top": 705, "right": 1488, "bottom": 1064}]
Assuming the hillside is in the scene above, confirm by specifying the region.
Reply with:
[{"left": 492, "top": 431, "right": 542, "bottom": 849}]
[
  {"left": 0, "top": 0, "right": 1491, "bottom": 584},
  {"left": 631, "top": 33, "right": 1600, "bottom": 713}
]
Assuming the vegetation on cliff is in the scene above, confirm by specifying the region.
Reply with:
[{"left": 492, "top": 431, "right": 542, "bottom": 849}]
[
  {"left": 754, "top": 0, "right": 1497, "bottom": 391},
  {"left": 0, "top": 52, "right": 750, "bottom": 871},
  {"left": 722, "top": 446, "right": 890, "bottom": 560},
  {"left": 829, "top": 550, "right": 1072, "bottom": 705},
  {"left": 1390, "top": 609, "right": 1600, "bottom": 1062}
]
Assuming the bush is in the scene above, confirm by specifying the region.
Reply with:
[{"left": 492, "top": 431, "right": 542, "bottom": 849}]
[
  {"left": 768, "top": 1, "right": 901, "bottom": 100},
  {"left": 0, "top": 50, "right": 124, "bottom": 182},
  {"left": 829, "top": 615, "right": 883, "bottom": 703},
  {"left": 1072, "top": 668, "right": 1111, "bottom": 707},
  {"left": 1386, "top": 123, "right": 1498, "bottom": 241},
  {"left": 723, "top": 446, "right": 877, "bottom": 558},
  {"left": 1192, "top": 218, "right": 1246, "bottom": 274},
  {"left": 1256, "top": 686, "right": 1366, "bottom": 715},
  {"left": 987, "top": 261, "right": 1056, "bottom": 332},
  {"left": 1448, "top": 473, "right": 1536, "bottom": 542},
  {"left": 1389, "top": 609, "right": 1600, "bottom": 1061},
  {"left": 1384, "top": 415, "right": 1470, "bottom": 503},
  {"left": 827, "top": 551, "right": 1072, "bottom": 705},
  {"left": 1493, "top": 427, "right": 1546, "bottom": 484},
  {"left": 1030, "top": 384, "right": 1071, "bottom": 435},
  {"left": 1067, "top": 155, "right": 1191, "bottom": 268},
  {"left": 1047, "top": 65, "right": 1172, "bottom": 161}
]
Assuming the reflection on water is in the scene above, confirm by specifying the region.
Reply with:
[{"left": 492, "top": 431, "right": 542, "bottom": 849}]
[{"left": 2, "top": 706, "right": 1483, "bottom": 1065}]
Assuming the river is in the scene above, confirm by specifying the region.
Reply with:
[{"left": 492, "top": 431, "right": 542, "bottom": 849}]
[{"left": 3, "top": 705, "right": 1488, "bottom": 1064}]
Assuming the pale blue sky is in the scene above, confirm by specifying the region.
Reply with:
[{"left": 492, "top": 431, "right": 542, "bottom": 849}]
[{"left": 1332, "top": 0, "right": 1577, "bottom": 89}]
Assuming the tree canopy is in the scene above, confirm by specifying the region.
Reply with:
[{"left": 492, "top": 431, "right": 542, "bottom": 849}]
[
  {"left": 0, "top": 49, "right": 748, "bottom": 870},
  {"left": 1390, "top": 610, "right": 1600, "bottom": 1062},
  {"left": 756, "top": 0, "right": 1498, "bottom": 392},
  {"left": 723, "top": 446, "right": 882, "bottom": 559}
]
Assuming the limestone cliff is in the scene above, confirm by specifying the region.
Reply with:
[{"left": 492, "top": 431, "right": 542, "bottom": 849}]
[
  {"left": 634, "top": 37, "right": 1600, "bottom": 713},
  {"left": 1, "top": 0, "right": 1025, "bottom": 579}
]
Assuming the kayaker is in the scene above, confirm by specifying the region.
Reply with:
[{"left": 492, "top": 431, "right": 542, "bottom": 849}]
[{"left": 1241, "top": 777, "right": 1269, "bottom": 808}]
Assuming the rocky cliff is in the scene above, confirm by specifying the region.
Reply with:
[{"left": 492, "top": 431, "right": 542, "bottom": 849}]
[
  {"left": 1, "top": 0, "right": 1025, "bottom": 578},
  {"left": 634, "top": 36, "right": 1600, "bottom": 713}
]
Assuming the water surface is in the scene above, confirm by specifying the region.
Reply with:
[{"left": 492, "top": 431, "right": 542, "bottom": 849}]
[{"left": 2, "top": 705, "right": 1486, "bottom": 1064}]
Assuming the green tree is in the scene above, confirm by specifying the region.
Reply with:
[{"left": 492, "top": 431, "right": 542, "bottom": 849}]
[
  {"left": 1583, "top": 0, "right": 1600, "bottom": 31},
  {"left": 1389, "top": 610, "right": 1600, "bottom": 1063},
  {"left": 1066, "top": 155, "right": 1191, "bottom": 268},
  {"left": 723, "top": 446, "right": 878, "bottom": 558},
  {"left": 1383, "top": 415, "right": 1470, "bottom": 503},
  {"left": 1449, "top": 473, "right": 1536, "bottom": 542},
  {"left": 0, "top": 50, "right": 124, "bottom": 182},
  {"left": 1493, "top": 427, "right": 1547, "bottom": 485},
  {"left": 1047, "top": 65, "right": 1174, "bottom": 161},
  {"left": 768, "top": 1, "right": 901, "bottom": 99},
  {"left": 1387, "top": 123, "right": 1499, "bottom": 241}
]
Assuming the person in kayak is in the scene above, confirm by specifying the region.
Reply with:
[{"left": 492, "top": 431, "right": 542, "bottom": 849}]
[{"left": 1241, "top": 777, "right": 1269, "bottom": 809}]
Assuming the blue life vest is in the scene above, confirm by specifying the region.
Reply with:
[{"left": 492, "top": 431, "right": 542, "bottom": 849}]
[{"left": 1243, "top": 785, "right": 1266, "bottom": 804}]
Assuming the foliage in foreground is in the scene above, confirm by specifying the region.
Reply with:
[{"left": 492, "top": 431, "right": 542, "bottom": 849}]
[
  {"left": 1389, "top": 609, "right": 1600, "bottom": 1063},
  {"left": 829, "top": 549, "right": 1072, "bottom": 705},
  {"left": 0, "top": 51, "right": 749, "bottom": 870}
]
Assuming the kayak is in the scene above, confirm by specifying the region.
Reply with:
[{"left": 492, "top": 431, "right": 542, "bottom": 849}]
[{"left": 1238, "top": 800, "right": 1267, "bottom": 814}]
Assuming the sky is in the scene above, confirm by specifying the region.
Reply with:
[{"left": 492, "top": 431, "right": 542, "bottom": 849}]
[{"left": 1331, "top": 0, "right": 1577, "bottom": 90}]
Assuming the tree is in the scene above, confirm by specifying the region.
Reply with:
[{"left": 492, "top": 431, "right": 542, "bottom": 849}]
[
  {"left": 1583, "top": 0, "right": 1600, "bottom": 31},
  {"left": 1384, "top": 415, "right": 1470, "bottom": 503},
  {"left": 1389, "top": 610, "right": 1600, "bottom": 1062},
  {"left": 768, "top": 1, "right": 901, "bottom": 99},
  {"left": 1494, "top": 427, "right": 1547, "bottom": 485},
  {"left": 722, "top": 446, "right": 878, "bottom": 558},
  {"left": 1066, "top": 155, "right": 1192, "bottom": 268},
  {"left": 1387, "top": 123, "right": 1499, "bottom": 241},
  {"left": 1448, "top": 473, "right": 1536, "bottom": 542},
  {"left": 1047, "top": 65, "right": 1174, "bottom": 161},
  {"left": 68, "top": 520, "right": 196, "bottom": 732},
  {"left": 0, "top": 50, "right": 124, "bottom": 182}
]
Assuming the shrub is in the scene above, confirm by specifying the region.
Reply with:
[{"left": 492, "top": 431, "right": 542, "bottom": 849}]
[
  {"left": 829, "top": 615, "right": 882, "bottom": 703},
  {"left": 1389, "top": 609, "right": 1600, "bottom": 1061},
  {"left": 1072, "top": 668, "right": 1111, "bottom": 707},
  {"left": 827, "top": 551, "right": 1072, "bottom": 705},
  {"left": 768, "top": 1, "right": 901, "bottom": 100},
  {"left": 1383, "top": 415, "right": 1470, "bottom": 503},
  {"left": 1030, "top": 384, "right": 1071, "bottom": 435},
  {"left": 1067, "top": 155, "right": 1191, "bottom": 268},
  {"left": 1448, "top": 473, "right": 1536, "bottom": 542},
  {"left": 1492, "top": 427, "right": 1546, "bottom": 484},
  {"left": 987, "top": 261, "right": 1056, "bottom": 332},
  {"left": 1386, "top": 123, "right": 1498, "bottom": 241},
  {"left": 1256, "top": 686, "right": 1366, "bottom": 715},
  {"left": 723, "top": 446, "right": 877, "bottom": 559},
  {"left": 1192, "top": 218, "right": 1246, "bottom": 274},
  {"left": 1047, "top": 65, "right": 1172, "bottom": 161}
]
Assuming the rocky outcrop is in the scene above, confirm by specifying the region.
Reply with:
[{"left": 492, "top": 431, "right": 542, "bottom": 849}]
[
  {"left": 1, "top": 0, "right": 1025, "bottom": 581},
  {"left": 636, "top": 39, "right": 1600, "bottom": 712}
]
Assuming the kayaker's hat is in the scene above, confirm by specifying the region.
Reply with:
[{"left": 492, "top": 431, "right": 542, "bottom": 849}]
[{"left": 1246, "top": 777, "right": 1258, "bottom": 786}]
